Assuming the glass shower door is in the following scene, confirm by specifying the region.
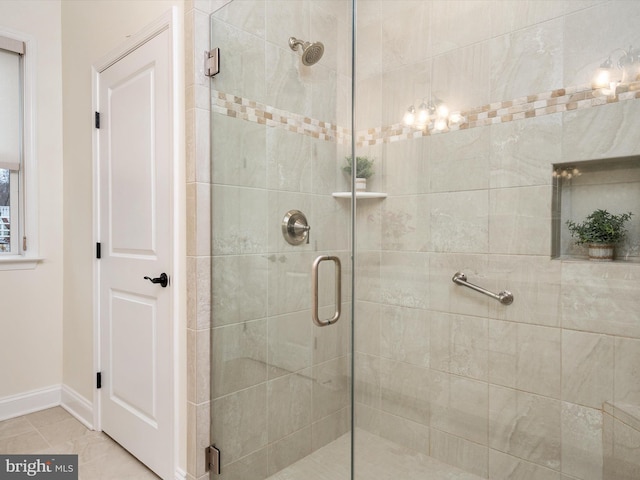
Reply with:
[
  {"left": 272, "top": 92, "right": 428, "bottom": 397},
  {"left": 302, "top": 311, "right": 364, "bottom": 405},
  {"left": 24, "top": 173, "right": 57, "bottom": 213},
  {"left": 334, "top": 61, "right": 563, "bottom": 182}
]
[{"left": 209, "top": 1, "right": 354, "bottom": 479}]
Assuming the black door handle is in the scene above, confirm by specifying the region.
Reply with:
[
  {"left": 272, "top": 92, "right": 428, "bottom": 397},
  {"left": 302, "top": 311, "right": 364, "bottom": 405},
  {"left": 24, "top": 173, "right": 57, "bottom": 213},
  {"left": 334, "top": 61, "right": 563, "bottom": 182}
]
[{"left": 144, "top": 273, "right": 168, "bottom": 288}]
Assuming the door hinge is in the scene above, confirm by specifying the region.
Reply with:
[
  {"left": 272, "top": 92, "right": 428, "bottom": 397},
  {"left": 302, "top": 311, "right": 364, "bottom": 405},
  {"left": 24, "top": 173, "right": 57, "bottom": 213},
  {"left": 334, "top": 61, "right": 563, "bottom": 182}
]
[
  {"left": 206, "top": 445, "right": 221, "bottom": 475},
  {"left": 96, "top": 242, "right": 101, "bottom": 259},
  {"left": 205, "top": 48, "right": 220, "bottom": 77},
  {"left": 95, "top": 111, "right": 100, "bottom": 129},
  {"left": 96, "top": 372, "right": 102, "bottom": 389},
  {"left": 22, "top": 236, "right": 27, "bottom": 251}
]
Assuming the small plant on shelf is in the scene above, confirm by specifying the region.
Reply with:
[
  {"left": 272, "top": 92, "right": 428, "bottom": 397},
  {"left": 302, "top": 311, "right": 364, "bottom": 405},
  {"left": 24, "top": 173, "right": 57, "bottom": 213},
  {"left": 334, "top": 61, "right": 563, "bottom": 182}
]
[
  {"left": 566, "top": 209, "right": 633, "bottom": 261},
  {"left": 342, "top": 156, "right": 375, "bottom": 179}
]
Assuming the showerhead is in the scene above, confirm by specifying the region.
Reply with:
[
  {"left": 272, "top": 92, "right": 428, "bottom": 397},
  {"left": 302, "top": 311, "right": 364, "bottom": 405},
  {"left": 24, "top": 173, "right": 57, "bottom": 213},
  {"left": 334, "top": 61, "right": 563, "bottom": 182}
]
[{"left": 288, "top": 36, "right": 324, "bottom": 66}]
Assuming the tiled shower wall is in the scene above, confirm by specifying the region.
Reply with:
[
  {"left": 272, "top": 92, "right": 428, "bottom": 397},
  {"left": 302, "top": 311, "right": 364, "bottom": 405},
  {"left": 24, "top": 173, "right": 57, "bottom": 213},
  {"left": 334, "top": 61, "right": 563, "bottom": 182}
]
[{"left": 353, "top": 1, "right": 640, "bottom": 479}]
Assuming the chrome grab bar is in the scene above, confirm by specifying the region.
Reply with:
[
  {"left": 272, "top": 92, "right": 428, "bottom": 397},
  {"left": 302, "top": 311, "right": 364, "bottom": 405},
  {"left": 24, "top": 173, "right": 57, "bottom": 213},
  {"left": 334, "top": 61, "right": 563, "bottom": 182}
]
[
  {"left": 452, "top": 272, "right": 514, "bottom": 306},
  {"left": 312, "top": 255, "right": 342, "bottom": 327}
]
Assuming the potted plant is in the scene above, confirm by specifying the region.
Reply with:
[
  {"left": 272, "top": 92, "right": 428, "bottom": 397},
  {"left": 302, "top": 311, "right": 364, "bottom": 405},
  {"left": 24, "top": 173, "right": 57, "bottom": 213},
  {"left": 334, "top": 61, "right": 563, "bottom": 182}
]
[
  {"left": 566, "top": 209, "right": 633, "bottom": 261},
  {"left": 343, "top": 156, "right": 374, "bottom": 192}
]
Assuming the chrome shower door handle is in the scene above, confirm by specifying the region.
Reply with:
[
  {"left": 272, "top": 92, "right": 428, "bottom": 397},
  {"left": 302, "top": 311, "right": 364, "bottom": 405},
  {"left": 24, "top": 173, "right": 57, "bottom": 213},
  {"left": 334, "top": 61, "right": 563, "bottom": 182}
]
[{"left": 312, "top": 255, "right": 342, "bottom": 327}]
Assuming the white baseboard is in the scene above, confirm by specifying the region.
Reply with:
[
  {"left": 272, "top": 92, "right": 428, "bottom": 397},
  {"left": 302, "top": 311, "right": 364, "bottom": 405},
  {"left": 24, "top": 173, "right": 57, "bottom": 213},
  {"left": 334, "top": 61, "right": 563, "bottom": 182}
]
[
  {"left": 174, "top": 467, "right": 187, "bottom": 480},
  {"left": 61, "top": 384, "right": 94, "bottom": 430},
  {"left": 0, "top": 385, "right": 61, "bottom": 421}
]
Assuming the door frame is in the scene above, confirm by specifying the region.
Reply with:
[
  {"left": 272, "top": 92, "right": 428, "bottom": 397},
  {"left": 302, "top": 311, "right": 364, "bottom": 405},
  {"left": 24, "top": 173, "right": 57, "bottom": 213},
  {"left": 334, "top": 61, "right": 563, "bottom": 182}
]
[{"left": 91, "top": 8, "right": 185, "bottom": 479}]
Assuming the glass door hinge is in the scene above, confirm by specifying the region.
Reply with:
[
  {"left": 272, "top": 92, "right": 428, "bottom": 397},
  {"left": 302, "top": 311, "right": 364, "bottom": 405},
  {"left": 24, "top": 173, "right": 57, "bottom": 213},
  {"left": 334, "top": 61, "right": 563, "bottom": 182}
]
[
  {"left": 205, "top": 48, "right": 220, "bottom": 77},
  {"left": 206, "top": 445, "right": 221, "bottom": 475}
]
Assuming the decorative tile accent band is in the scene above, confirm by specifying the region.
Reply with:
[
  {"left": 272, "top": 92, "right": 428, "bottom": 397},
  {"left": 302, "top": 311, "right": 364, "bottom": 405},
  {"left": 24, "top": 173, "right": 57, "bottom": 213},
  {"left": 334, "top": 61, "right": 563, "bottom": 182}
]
[
  {"left": 358, "top": 81, "right": 640, "bottom": 146},
  {"left": 213, "top": 90, "right": 352, "bottom": 143},
  {"left": 213, "top": 82, "right": 640, "bottom": 147}
]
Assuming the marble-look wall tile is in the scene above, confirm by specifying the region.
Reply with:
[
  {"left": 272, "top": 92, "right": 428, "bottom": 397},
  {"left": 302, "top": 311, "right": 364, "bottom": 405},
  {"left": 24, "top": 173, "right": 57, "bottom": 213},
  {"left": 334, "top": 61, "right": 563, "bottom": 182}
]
[
  {"left": 376, "top": 410, "right": 430, "bottom": 455},
  {"left": 217, "top": 448, "right": 268, "bottom": 480},
  {"left": 265, "top": 0, "right": 309, "bottom": 55},
  {"left": 429, "top": 126, "right": 490, "bottom": 193},
  {"left": 356, "top": 75, "right": 382, "bottom": 129},
  {"left": 489, "top": 185, "right": 552, "bottom": 256},
  {"left": 380, "top": 305, "right": 429, "bottom": 368},
  {"left": 490, "top": 0, "right": 575, "bottom": 38},
  {"left": 211, "top": 18, "right": 267, "bottom": 104},
  {"left": 188, "top": 182, "right": 212, "bottom": 257},
  {"left": 490, "top": 114, "right": 561, "bottom": 189},
  {"left": 311, "top": 406, "right": 350, "bottom": 451},
  {"left": 607, "top": 412, "right": 640, "bottom": 480},
  {"left": 561, "top": 402, "right": 603, "bottom": 480},
  {"left": 314, "top": 303, "right": 351, "bottom": 365},
  {"left": 380, "top": 1, "right": 430, "bottom": 70},
  {"left": 614, "top": 336, "right": 640, "bottom": 406},
  {"left": 382, "top": 136, "right": 427, "bottom": 196},
  {"left": 355, "top": 301, "right": 381, "bottom": 357},
  {"left": 489, "top": 448, "right": 561, "bottom": 480},
  {"left": 267, "top": 251, "right": 320, "bottom": 316},
  {"left": 562, "top": 330, "right": 613, "bottom": 409},
  {"left": 212, "top": 113, "right": 266, "bottom": 188},
  {"left": 355, "top": 353, "right": 380, "bottom": 409},
  {"left": 433, "top": 41, "right": 491, "bottom": 116},
  {"left": 267, "top": 371, "right": 313, "bottom": 442},
  {"left": 267, "top": 426, "right": 313, "bottom": 477},
  {"left": 431, "top": 0, "right": 493, "bottom": 57},
  {"left": 380, "top": 358, "right": 430, "bottom": 425},
  {"left": 490, "top": 18, "right": 563, "bottom": 104},
  {"left": 212, "top": 385, "right": 267, "bottom": 466},
  {"left": 380, "top": 195, "right": 429, "bottom": 252},
  {"left": 431, "top": 311, "right": 487, "bottom": 381},
  {"left": 355, "top": 251, "right": 381, "bottom": 304},
  {"left": 562, "top": 101, "right": 640, "bottom": 163},
  {"left": 488, "top": 255, "right": 561, "bottom": 327},
  {"left": 212, "top": 254, "right": 268, "bottom": 327},
  {"left": 268, "top": 124, "right": 312, "bottom": 190},
  {"left": 561, "top": 262, "right": 640, "bottom": 338},
  {"left": 212, "top": 185, "right": 267, "bottom": 254},
  {"left": 268, "top": 310, "right": 313, "bottom": 379},
  {"left": 312, "top": 356, "right": 350, "bottom": 422},
  {"left": 430, "top": 428, "right": 489, "bottom": 479},
  {"left": 380, "top": 61, "right": 431, "bottom": 128},
  {"left": 311, "top": 1, "right": 352, "bottom": 78},
  {"left": 431, "top": 371, "right": 488, "bottom": 445},
  {"left": 430, "top": 191, "right": 489, "bottom": 254},
  {"left": 265, "top": 43, "right": 313, "bottom": 119},
  {"left": 379, "top": 251, "right": 429, "bottom": 309},
  {"left": 489, "top": 321, "right": 561, "bottom": 398},
  {"left": 311, "top": 138, "right": 341, "bottom": 195},
  {"left": 211, "top": 0, "right": 265, "bottom": 38},
  {"left": 355, "top": 0, "right": 382, "bottom": 81},
  {"left": 564, "top": 1, "right": 640, "bottom": 86},
  {"left": 211, "top": 320, "right": 267, "bottom": 399},
  {"left": 489, "top": 386, "right": 561, "bottom": 471}
]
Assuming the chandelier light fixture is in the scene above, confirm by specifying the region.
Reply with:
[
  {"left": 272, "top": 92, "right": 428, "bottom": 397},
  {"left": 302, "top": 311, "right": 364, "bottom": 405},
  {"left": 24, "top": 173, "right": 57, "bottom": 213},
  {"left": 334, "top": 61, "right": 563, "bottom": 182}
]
[
  {"left": 592, "top": 45, "right": 640, "bottom": 94},
  {"left": 402, "top": 97, "right": 464, "bottom": 133}
]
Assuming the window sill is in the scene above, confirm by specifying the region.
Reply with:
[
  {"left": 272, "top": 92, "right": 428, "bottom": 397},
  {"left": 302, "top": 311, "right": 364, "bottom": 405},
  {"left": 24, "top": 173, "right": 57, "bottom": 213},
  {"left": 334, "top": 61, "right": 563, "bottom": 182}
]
[{"left": 0, "top": 256, "right": 44, "bottom": 271}]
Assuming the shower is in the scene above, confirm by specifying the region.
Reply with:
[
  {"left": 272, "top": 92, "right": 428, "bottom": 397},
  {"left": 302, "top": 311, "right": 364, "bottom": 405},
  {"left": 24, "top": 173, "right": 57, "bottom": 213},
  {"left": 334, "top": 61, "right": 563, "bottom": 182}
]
[{"left": 288, "top": 36, "right": 324, "bottom": 66}]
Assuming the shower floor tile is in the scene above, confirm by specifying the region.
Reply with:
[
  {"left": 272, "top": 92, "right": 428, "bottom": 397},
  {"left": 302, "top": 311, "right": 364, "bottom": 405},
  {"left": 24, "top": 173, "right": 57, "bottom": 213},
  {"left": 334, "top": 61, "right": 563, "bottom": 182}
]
[{"left": 267, "top": 429, "right": 483, "bottom": 480}]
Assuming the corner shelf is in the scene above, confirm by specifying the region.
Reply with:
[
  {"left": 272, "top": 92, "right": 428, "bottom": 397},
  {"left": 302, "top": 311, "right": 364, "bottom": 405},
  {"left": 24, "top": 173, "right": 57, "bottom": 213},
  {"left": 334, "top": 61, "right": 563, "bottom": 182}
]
[{"left": 332, "top": 192, "right": 387, "bottom": 199}]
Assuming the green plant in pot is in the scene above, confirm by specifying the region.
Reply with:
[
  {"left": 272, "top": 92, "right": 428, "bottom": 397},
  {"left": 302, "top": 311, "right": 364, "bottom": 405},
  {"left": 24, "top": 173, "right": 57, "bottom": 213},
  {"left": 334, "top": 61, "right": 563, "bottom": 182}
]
[
  {"left": 566, "top": 209, "right": 633, "bottom": 261},
  {"left": 343, "top": 156, "right": 374, "bottom": 192}
]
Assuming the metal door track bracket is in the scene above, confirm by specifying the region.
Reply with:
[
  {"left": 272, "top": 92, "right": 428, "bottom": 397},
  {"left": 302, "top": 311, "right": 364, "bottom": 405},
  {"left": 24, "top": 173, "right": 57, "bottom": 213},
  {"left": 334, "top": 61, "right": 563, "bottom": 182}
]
[
  {"left": 205, "top": 48, "right": 220, "bottom": 77},
  {"left": 206, "top": 445, "right": 221, "bottom": 475}
]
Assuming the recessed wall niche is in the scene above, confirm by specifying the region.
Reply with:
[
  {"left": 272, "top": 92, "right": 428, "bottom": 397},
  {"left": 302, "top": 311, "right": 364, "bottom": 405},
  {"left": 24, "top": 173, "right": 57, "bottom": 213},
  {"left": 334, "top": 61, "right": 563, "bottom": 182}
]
[{"left": 552, "top": 156, "right": 640, "bottom": 262}]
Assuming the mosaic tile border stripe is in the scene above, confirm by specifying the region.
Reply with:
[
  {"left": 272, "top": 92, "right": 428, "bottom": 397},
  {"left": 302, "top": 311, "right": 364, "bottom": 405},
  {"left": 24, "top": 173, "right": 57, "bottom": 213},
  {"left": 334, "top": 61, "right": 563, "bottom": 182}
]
[
  {"left": 213, "top": 82, "right": 640, "bottom": 147},
  {"left": 359, "top": 81, "right": 640, "bottom": 146},
  {"left": 213, "top": 90, "right": 352, "bottom": 143}
]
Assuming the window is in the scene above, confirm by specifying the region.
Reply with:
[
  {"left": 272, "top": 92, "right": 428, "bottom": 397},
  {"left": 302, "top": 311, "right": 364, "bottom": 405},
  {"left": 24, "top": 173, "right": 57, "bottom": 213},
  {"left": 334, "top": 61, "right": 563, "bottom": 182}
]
[
  {"left": 0, "top": 31, "right": 38, "bottom": 269},
  {"left": 0, "top": 36, "right": 23, "bottom": 255}
]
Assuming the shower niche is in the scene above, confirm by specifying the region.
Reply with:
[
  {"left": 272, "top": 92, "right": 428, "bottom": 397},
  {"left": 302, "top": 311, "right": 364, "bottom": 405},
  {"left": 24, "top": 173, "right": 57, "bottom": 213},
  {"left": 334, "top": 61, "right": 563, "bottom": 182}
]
[{"left": 552, "top": 156, "right": 640, "bottom": 262}]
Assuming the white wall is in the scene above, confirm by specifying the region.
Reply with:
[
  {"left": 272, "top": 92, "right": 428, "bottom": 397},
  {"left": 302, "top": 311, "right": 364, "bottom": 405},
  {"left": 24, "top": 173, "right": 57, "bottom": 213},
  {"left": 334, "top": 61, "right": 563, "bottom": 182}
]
[
  {"left": 61, "top": 0, "right": 186, "bottom": 471},
  {"left": 0, "top": 1, "right": 64, "bottom": 399}
]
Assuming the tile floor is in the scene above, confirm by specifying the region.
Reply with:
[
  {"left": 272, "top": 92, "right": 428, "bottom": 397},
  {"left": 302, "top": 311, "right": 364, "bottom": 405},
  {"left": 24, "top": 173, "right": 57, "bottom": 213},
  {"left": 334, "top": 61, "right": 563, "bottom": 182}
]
[{"left": 0, "top": 407, "right": 159, "bottom": 479}]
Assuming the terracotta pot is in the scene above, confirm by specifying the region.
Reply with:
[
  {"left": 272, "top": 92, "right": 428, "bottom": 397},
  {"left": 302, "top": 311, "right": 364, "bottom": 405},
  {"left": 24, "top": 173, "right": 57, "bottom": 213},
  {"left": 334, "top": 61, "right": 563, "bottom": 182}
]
[{"left": 588, "top": 243, "right": 614, "bottom": 262}]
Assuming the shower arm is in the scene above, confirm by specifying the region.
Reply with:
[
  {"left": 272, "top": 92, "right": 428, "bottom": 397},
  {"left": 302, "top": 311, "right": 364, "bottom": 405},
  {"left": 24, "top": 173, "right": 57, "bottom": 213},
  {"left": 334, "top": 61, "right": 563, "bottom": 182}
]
[{"left": 452, "top": 272, "right": 514, "bottom": 305}]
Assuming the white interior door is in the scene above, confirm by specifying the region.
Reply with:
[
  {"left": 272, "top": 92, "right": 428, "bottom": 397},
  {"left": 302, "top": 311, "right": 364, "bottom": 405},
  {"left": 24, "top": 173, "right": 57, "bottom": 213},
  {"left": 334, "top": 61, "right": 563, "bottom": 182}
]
[{"left": 97, "top": 26, "right": 173, "bottom": 479}]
